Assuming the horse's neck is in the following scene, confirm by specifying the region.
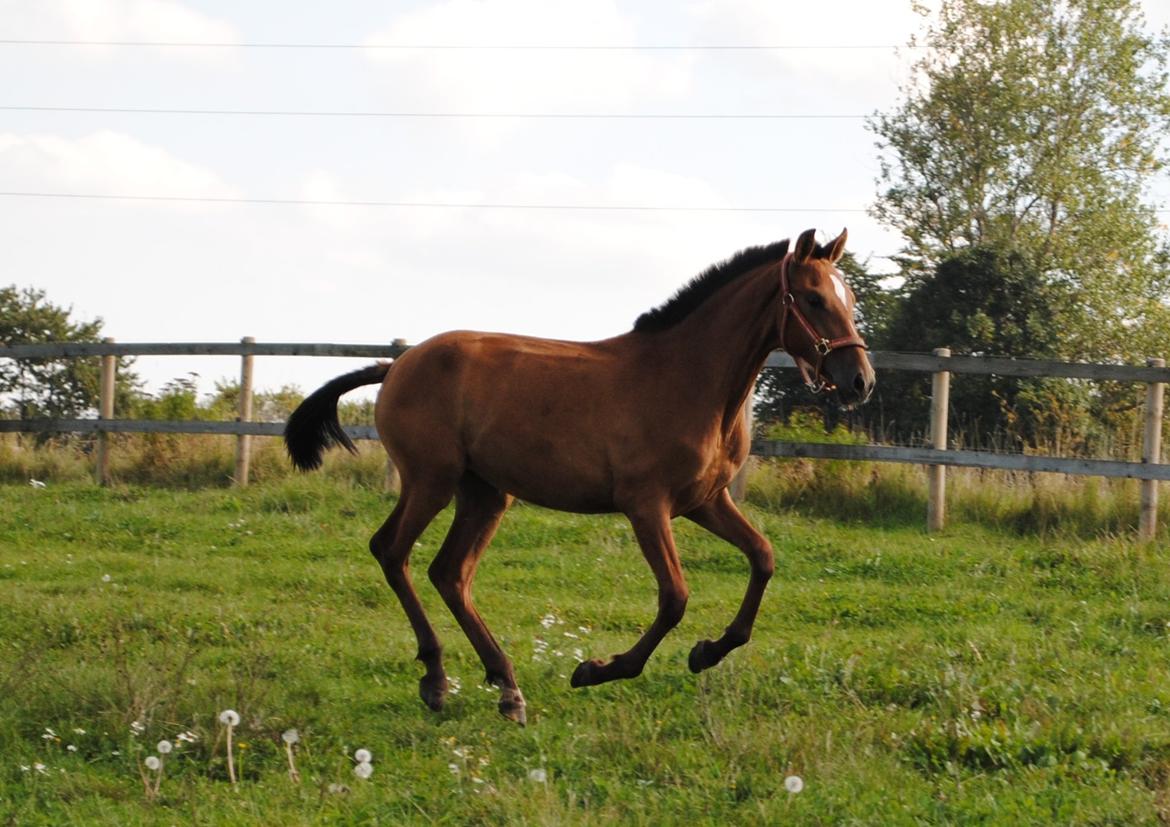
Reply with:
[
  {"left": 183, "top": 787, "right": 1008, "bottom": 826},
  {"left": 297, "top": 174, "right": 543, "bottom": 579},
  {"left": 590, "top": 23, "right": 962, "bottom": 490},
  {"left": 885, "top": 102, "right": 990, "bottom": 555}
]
[{"left": 653, "top": 265, "right": 780, "bottom": 431}]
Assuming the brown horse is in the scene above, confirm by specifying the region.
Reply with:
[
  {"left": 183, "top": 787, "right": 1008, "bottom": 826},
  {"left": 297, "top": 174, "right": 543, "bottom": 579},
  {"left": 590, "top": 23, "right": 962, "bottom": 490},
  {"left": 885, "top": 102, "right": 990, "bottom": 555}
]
[{"left": 285, "top": 227, "right": 874, "bottom": 724}]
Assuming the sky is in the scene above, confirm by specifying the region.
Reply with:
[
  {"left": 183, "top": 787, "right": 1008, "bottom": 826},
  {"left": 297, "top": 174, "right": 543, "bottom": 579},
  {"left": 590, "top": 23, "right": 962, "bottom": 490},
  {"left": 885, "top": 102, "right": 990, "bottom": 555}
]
[{"left": 2, "top": 0, "right": 1169, "bottom": 403}]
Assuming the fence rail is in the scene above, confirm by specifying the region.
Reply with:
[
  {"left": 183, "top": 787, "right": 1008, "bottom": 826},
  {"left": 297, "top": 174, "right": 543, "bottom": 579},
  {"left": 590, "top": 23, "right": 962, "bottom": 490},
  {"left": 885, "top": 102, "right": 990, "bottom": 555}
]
[{"left": 0, "top": 340, "right": 1164, "bottom": 538}]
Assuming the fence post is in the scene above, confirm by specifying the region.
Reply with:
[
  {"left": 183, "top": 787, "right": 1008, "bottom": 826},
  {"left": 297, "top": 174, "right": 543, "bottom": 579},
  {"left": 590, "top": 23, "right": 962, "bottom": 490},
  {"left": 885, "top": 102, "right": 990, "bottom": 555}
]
[
  {"left": 234, "top": 336, "right": 255, "bottom": 487},
  {"left": 1140, "top": 357, "right": 1165, "bottom": 541},
  {"left": 729, "top": 383, "right": 755, "bottom": 501},
  {"left": 927, "top": 347, "right": 951, "bottom": 532},
  {"left": 383, "top": 338, "right": 407, "bottom": 495},
  {"left": 94, "top": 337, "right": 116, "bottom": 486}
]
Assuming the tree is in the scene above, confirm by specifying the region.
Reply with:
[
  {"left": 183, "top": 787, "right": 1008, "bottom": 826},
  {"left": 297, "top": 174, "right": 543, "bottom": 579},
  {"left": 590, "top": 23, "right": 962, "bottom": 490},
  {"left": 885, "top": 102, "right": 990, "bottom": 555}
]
[
  {"left": 0, "top": 286, "right": 137, "bottom": 420},
  {"left": 874, "top": 246, "right": 1088, "bottom": 448},
  {"left": 870, "top": 0, "right": 1170, "bottom": 362}
]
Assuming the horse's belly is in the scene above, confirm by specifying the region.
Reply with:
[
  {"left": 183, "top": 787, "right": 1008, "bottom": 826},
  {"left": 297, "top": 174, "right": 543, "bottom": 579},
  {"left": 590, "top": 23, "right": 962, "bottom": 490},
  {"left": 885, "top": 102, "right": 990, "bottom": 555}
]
[{"left": 468, "top": 448, "right": 617, "bottom": 514}]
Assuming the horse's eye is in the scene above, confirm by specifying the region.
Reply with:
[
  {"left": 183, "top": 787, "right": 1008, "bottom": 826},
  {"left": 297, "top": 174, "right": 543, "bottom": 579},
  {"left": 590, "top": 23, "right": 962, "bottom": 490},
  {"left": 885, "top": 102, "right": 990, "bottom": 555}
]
[{"left": 806, "top": 293, "right": 825, "bottom": 309}]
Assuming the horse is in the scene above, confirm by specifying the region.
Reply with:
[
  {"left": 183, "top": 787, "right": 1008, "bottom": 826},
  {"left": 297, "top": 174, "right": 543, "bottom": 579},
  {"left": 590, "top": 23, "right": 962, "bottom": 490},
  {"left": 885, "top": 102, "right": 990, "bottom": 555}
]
[{"left": 285, "top": 227, "right": 874, "bottom": 724}]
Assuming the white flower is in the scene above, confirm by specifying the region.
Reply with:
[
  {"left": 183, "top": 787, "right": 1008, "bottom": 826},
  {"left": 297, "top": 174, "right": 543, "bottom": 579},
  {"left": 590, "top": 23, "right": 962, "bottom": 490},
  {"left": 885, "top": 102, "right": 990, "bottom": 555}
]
[
  {"left": 129, "top": 720, "right": 145, "bottom": 736},
  {"left": 72, "top": 728, "right": 86, "bottom": 735},
  {"left": 34, "top": 763, "right": 47, "bottom": 775},
  {"left": 157, "top": 740, "right": 173, "bottom": 755},
  {"left": 354, "top": 748, "right": 371, "bottom": 764},
  {"left": 528, "top": 768, "right": 548, "bottom": 783},
  {"left": 448, "top": 763, "right": 460, "bottom": 775},
  {"left": 29, "top": 479, "right": 46, "bottom": 489},
  {"left": 66, "top": 745, "right": 78, "bottom": 752},
  {"left": 282, "top": 729, "right": 300, "bottom": 745},
  {"left": 176, "top": 730, "right": 197, "bottom": 743},
  {"left": 784, "top": 775, "right": 804, "bottom": 794},
  {"left": 354, "top": 761, "right": 373, "bottom": 780},
  {"left": 144, "top": 756, "right": 161, "bottom": 771},
  {"left": 218, "top": 709, "right": 240, "bottom": 727},
  {"left": 540, "top": 613, "right": 557, "bottom": 629}
]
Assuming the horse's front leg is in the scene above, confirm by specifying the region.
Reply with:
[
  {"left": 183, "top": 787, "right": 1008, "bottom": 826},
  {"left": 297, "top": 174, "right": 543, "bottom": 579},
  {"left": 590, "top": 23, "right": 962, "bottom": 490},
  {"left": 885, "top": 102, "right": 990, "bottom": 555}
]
[
  {"left": 683, "top": 488, "right": 774, "bottom": 672},
  {"left": 571, "top": 504, "right": 689, "bottom": 687}
]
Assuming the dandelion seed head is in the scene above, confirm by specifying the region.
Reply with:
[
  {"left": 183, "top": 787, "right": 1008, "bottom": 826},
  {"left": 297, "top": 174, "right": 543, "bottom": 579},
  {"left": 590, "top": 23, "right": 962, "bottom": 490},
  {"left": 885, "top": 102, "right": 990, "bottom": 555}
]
[
  {"left": 354, "top": 748, "right": 371, "bottom": 764},
  {"left": 282, "top": 729, "right": 300, "bottom": 745},
  {"left": 528, "top": 768, "right": 548, "bottom": 783},
  {"left": 157, "top": 740, "right": 173, "bottom": 754},
  {"left": 218, "top": 709, "right": 240, "bottom": 727},
  {"left": 101, "top": 574, "right": 111, "bottom": 583},
  {"left": 144, "top": 756, "right": 161, "bottom": 771},
  {"left": 784, "top": 775, "right": 804, "bottom": 794},
  {"left": 354, "top": 761, "right": 373, "bottom": 780}
]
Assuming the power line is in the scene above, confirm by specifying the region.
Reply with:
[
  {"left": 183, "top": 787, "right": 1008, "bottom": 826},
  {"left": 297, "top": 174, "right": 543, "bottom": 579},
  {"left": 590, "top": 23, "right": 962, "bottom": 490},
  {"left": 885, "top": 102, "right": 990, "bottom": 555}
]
[
  {"left": 0, "top": 190, "right": 871, "bottom": 213},
  {"left": 0, "top": 39, "right": 916, "bottom": 51},
  {"left": 0, "top": 105, "right": 867, "bottom": 120},
  {"left": 3, "top": 192, "right": 1166, "bottom": 216}
]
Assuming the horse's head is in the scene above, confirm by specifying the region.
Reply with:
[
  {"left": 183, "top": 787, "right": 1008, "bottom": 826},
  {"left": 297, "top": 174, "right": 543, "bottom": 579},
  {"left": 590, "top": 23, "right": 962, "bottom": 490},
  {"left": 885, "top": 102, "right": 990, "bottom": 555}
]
[{"left": 778, "top": 228, "right": 875, "bottom": 409}]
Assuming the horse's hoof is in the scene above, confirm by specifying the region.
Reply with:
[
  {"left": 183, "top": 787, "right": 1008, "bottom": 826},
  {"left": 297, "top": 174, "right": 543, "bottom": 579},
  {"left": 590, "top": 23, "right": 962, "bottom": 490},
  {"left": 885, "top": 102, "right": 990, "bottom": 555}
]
[
  {"left": 570, "top": 659, "right": 602, "bottom": 688},
  {"left": 419, "top": 674, "right": 448, "bottom": 711},
  {"left": 688, "top": 639, "right": 719, "bottom": 673},
  {"left": 498, "top": 688, "right": 527, "bottom": 726}
]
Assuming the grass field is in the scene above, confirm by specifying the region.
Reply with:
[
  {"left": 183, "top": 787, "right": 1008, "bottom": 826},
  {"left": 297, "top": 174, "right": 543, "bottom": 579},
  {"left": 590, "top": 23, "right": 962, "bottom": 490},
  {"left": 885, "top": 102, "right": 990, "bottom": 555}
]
[{"left": 3, "top": 474, "right": 1170, "bottom": 825}]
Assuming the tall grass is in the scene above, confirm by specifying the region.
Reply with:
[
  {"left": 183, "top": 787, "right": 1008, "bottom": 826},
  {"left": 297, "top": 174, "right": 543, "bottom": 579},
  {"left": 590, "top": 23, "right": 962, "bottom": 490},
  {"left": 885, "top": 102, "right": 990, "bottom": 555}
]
[
  {"left": 0, "top": 433, "right": 389, "bottom": 489},
  {"left": 2, "top": 421, "right": 1165, "bottom": 540}
]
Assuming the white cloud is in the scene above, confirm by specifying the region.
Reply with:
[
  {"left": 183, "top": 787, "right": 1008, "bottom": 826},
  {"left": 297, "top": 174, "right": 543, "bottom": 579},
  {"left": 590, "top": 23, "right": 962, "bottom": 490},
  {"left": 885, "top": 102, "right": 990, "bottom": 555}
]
[
  {"left": 687, "top": 0, "right": 931, "bottom": 102},
  {"left": 0, "top": 130, "right": 239, "bottom": 202},
  {"left": 364, "top": 0, "right": 694, "bottom": 140},
  {"left": 3, "top": 0, "right": 239, "bottom": 60}
]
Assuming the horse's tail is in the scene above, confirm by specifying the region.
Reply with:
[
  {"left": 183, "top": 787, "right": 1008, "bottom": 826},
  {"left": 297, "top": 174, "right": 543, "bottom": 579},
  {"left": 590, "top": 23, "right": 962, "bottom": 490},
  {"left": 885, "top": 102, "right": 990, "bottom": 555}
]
[{"left": 284, "top": 363, "right": 391, "bottom": 472}]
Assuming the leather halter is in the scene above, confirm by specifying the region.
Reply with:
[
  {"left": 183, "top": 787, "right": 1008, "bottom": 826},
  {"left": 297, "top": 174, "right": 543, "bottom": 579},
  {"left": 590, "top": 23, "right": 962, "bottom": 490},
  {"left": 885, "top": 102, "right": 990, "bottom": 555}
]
[{"left": 779, "top": 252, "right": 868, "bottom": 393}]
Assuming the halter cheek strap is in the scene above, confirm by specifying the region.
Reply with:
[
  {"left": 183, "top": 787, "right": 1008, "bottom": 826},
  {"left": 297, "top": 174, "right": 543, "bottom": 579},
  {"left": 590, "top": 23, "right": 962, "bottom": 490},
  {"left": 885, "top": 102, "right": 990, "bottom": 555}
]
[{"left": 779, "top": 253, "right": 868, "bottom": 393}]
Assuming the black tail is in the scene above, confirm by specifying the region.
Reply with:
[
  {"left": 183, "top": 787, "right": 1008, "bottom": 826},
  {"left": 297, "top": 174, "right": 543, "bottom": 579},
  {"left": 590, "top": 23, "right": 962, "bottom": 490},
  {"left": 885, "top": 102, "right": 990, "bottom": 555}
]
[{"left": 284, "top": 363, "right": 391, "bottom": 472}]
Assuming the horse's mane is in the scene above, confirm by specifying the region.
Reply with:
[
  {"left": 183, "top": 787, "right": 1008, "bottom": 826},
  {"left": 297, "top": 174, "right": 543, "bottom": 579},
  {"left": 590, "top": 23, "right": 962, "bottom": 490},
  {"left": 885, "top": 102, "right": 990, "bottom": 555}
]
[{"left": 633, "top": 240, "right": 790, "bottom": 333}]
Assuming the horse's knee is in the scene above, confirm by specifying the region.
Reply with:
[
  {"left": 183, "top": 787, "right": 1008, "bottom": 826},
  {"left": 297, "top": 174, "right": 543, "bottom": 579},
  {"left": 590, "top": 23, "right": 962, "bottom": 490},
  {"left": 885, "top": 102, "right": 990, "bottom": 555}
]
[
  {"left": 660, "top": 587, "right": 689, "bottom": 628},
  {"left": 747, "top": 537, "right": 775, "bottom": 580}
]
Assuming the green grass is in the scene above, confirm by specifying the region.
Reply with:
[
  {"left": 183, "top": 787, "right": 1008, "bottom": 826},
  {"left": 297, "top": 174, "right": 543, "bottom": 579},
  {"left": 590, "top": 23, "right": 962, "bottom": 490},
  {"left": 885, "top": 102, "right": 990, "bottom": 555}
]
[{"left": 2, "top": 477, "right": 1170, "bottom": 824}]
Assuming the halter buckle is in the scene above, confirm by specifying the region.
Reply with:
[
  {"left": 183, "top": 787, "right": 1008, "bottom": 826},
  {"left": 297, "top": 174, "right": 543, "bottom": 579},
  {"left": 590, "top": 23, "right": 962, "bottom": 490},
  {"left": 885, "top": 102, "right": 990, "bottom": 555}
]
[{"left": 815, "top": 339, "right": 833, "bottom": 356}]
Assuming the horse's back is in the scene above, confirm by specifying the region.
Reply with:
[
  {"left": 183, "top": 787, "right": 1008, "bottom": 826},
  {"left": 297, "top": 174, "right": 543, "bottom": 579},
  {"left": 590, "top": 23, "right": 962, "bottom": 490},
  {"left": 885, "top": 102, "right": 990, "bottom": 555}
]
[{"left": 375, "top": 330, "right": 636, "bottom": 511}]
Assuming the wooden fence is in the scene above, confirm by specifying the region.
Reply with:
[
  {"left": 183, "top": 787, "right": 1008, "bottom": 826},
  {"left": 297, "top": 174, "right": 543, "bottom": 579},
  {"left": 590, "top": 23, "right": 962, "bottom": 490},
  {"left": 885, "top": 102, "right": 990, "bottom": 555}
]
[{"left": 0, "top": 339, "right": 1165, "bottom": 538}]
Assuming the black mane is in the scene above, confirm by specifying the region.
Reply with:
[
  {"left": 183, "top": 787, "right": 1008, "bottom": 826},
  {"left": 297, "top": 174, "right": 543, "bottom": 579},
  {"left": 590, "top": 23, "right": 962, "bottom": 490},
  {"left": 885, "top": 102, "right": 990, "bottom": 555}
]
[{"left": 633, "top": 240, "right": 790, "bottom": 333}]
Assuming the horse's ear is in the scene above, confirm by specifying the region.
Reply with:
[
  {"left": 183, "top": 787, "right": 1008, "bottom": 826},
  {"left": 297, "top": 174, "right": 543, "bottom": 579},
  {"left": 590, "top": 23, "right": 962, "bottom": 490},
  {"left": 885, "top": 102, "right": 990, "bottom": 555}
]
[
  {"left": 826, "top": 228, "right": 848, "bottom": 263},
  {"left": 794, "top": 228, "right": 818, "bottom": 263}
]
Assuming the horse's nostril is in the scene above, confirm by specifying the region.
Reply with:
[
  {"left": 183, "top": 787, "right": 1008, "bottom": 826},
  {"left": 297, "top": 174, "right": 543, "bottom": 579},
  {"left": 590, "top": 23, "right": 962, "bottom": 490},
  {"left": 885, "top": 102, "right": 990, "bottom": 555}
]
[{"left": 853, "top": 373, "right": 867, "bottom": 394}]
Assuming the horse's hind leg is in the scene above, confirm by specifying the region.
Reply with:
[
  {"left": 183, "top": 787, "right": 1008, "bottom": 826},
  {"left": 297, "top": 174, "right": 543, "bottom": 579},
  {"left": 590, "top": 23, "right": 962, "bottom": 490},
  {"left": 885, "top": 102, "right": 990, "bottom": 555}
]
[
  {"left": 427, "top": 474, "right": 523, "bottom": 723},
  {"left": 370, "top": 479, "right": 457, "bottom": 712},
  {"left": 683, "top": 488, "right": 774, "bottom": 672},
  {"left": 571, "top": 504, "right": 689, "bottom": 687}
]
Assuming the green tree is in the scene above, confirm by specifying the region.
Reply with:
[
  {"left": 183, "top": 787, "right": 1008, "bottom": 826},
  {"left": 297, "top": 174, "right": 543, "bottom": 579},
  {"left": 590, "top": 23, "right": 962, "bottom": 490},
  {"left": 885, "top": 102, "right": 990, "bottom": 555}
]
[
  {"left": 0, "top": 286, "right": 137, "bottom": 420},
  {"left": 870, "top": 0, "right": 1170, "bottom": 362},
  {"left": 874, "top": 246, "right": 1091, "bottom": 448}
]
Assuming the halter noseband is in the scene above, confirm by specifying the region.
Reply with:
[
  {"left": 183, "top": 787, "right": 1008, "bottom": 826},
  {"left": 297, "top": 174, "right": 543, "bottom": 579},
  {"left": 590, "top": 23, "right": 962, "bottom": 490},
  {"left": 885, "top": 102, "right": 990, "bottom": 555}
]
[{"left": 779, "top": 253, "right": 868, "bottom": 394}]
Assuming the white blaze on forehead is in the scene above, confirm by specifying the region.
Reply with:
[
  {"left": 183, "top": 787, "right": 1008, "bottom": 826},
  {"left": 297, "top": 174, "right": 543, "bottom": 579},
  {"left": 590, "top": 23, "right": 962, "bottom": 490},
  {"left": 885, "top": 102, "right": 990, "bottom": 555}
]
[{"left": 830, "top": 270, "right": 849, "bottom": 309}]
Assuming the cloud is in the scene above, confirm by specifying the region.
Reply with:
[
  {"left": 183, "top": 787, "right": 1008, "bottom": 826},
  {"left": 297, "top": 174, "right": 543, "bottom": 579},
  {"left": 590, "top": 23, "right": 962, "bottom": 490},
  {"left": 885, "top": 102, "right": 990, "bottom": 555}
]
[
  {"left": 364, "top": 0, "right": 694, "bottom": 140},
  {"left": 5, "top": 0, "right": 239, "bottom": 60},
  {"left": 0, "top": 130, "right": 239, "bottom": 202},
  {"left": 686, "top": 0, "right": 932, "bottom": 103}
]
